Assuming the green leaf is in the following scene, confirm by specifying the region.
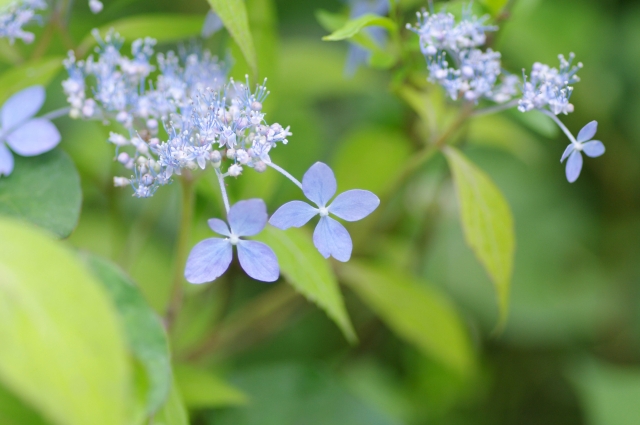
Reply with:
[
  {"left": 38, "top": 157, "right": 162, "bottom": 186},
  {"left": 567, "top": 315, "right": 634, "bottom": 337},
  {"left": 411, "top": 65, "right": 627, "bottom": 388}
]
[
  {"left": 0, "top": 383, "right": 49, "bottom": 425},
  {"left": 322, "top": 14, "right": 396, "bottom": 41},
  {"left": 256, "top": 226, "right": 357, "bottom": 343},
  {"left": 0, "top": 56, "right": 63, "bottom": 104},
  {"left": 77, "top": 15, "right": 205, "bottom": 56},
  {"left": 468, "top": 114, "right": 543, "bottom": 164},
  {"left": 339, "top": 261, "right": 475, "bottom": 375},
  {"left": 479, "top": 0, "right": 509, "bottom": 15},
  {"left": 0, "top": 149, "right": 82, "bottom": 238},
  {"left": 174, "top": 364, "right": 248, "bottom": 409},
  {"left": 0, "top": 218, "right": 131, "bottom": 425},
  {"left": 153, "top": 379, "right": 188, "bottom": 425},
  {"left": 443, "top": 146, "right": 515, "bottom": 326},
  {"left": 509, "top": 108, "right": 559, "bottom": 138},
  {"left": 84, "top": 255, "right": 172, "bottom": 415},
  {"left": 315, "top": 9, "right": 348, "bottom": 33},
  {"left": 207, "top": 0, "right": 258, "bottom": 77},
  {"left": 570, "top": 358, "right": 640, "bottom": 425}
]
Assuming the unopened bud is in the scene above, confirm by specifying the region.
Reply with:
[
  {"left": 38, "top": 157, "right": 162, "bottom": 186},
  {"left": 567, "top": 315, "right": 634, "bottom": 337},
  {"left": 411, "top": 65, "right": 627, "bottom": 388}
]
[{"left": 228, "top": 164, "right": 243, "bottom": 177}]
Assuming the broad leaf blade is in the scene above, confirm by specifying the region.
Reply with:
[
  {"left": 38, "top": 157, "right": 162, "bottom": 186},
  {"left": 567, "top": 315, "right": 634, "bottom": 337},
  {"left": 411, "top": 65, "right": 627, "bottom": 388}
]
[
  {"left": 322, "top": 14, "right": 396, "bottom": 41},
  {"left": 479, "top": 0, "right": 509, "bottom": 15},
  {"left": 153, "top": 379, "right": 188, "bottom": 425},
  {"left": 208, "top": 0, "right": 258, "bottom": 77},
  {"left": 84, "top": 255, "right": 172, "bottom": 415},
  {"left": 443, "top": 146, "right": 515, "bottom": 326},
  {"left": 0, "top": 57, "right": 62, "bottom": 104},
  {"left": 257, "top": 226, "right": 357, "bottom": 343},
  {"left": 174, "top": 364, "right": 248, "bottom": 409},
  {"left": 0, "top": 149, "right": 82, "bottom": 238},
  {"left": 78, "top": 15, "right": 205, "bottom": 56},
  {"left": 0, "top": 218, "right": 131, "bottom": 425},
  {"left": 340, "top": 261, "right": 475, "bottom": 376}
]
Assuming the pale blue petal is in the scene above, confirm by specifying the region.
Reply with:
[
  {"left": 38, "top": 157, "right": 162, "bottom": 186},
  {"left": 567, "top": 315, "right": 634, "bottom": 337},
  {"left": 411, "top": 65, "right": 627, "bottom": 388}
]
[
  {"left": 1, "top": 86, "right": 45, "bottom": 130},
  {"left": 576, "top": 120, "right": 597, "bottom": 143},
  {"left": 208, "top": 218, "right": 230, "bottom": 236},
  {"left": 560, "top": 144, "right": 574, "bottom": 163},
  {"left": 228, "top": 199, "right": 267, "bottom": 237},
  {"left": 565, "top": 150, "right": 583, "bottom": 183},
  {"left": 184, "top": 238, "right": 233, "bottom": 284},
  {"left": 201, "top": 10, "right": 223, "bottom": 38},
  {"left": 329, "top": 189, "right": 380, "bottom": 222},
  {"left": 313, "top": 216, "right": 352, "bottom": 262},
  {"left": 5, "top": 119, "right": 61, "bottom": 156},
  {"left": 582, "top": 140, "right": 605, "bottom": 158},
  {"left": 269, "top": 201, "right": 318, "bottom": 229},
  {"left": 345, "top": 45, "right": 369, "bottom": 77},
  {"left": 302, "top": 162, "right": 337, "bottom": 207},
  {"left": 237, "top": 240, "right": 279, "bottom": 282},
  {"left": 0, "top": 143, "right": 14, "bottom": 177}
]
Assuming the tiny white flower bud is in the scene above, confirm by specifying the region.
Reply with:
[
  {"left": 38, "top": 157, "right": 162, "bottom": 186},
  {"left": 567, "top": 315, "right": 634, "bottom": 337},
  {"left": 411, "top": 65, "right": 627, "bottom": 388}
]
[
  {"left": 114, "top": 177, "right": 130, "bottom": 187},
  {"left": 253, "top": 161, "right": 267, "bottom": 173},
  {"left": 228, "top": 164, "right": 243, "bottom": 177},
  {"left": 210, "top": 150, "right": 222, "bottom": 163},
  {"left": 117, "top": 152, "right": 130, "bottom": 164},
  {"left": 251, "top": 101, "right": 262, "bottom": 111},
  {"left": 236, "top": 149, "right": 249, "bottom": 164},
  {"left": 141, "top": 174, "right": 154, "bottom": 186},
  {"left": 226, "top": 148, "right": 236, "bottom": 159}
]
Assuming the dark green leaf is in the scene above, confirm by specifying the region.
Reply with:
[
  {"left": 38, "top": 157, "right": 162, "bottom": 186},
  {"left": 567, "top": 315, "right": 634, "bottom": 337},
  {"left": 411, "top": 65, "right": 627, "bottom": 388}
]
[
  {"left": 0, "top": 149, "right": 82, "bottom": 238},
  {"left": 443, "top": 146, "right": 515, "bottom": 326},
  {"left": 84, "top": 255, "right": 172, "bottom": 415},
  {"left": 207, "top": 0, "right": 258, "bottom": 77},
  {"left": 256, "top": 226, "right": 357, "bottom": 343},
  {"left": 0, "top": 218, "right": 132, "bottom": 425},
  {"left": 0, "top": 383, "right": 49, "bottom": 425},
  {"left": 340, "top": 261, "right": 475, "bottom": 375}
]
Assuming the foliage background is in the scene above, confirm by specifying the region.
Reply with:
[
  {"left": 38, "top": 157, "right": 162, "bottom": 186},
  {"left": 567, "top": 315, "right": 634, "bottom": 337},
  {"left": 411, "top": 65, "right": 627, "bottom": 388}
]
[{"left": 1, "top": 0, "right": 640, "bottom": 424}]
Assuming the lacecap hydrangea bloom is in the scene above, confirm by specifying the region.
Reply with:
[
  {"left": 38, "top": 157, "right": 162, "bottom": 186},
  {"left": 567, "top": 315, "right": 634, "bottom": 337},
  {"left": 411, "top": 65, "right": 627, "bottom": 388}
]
[
  {"left": 0, "top": 86, "right": 61, "bottom": 176},
  {"left": 407, "top": 4, "right": 605, "bottom": 182},
  {"left": 64, "top": 28, "right": 380, "bottom": 284},
  {"left": 0, "top": 0, "right": 46, "bottom": 44}
]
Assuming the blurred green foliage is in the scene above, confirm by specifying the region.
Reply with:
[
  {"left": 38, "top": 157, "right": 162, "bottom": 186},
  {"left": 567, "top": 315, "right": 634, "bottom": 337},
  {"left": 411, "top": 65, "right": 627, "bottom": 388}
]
[{"left": 0, "top": 0, "right": 639, "bottom": 424}]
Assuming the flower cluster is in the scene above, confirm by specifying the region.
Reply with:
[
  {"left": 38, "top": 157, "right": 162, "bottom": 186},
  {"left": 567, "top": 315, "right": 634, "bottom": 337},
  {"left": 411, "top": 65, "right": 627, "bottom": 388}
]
[
  {"left": 408, "top": 4, "right": 604, "bottom": 182},
  {"left": 407, "top": 6, "right": 518, "bottom": 103},
  {"left": 0, "top": 0, "right": 46, "bottom": 44}
]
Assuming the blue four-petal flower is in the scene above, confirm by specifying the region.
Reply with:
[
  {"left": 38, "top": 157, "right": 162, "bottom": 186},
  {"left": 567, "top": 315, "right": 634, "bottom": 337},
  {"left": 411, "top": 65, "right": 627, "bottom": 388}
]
[
  {"left": 269, "top": 162, "right": 380, "bottom": 262},
  {"left": 185, "top": 199, "right": 279, "bottom": 283},
  {"left": 560, "top": 120, "right": 605, "bottom": 183},
  {"left": 0, "top": 86, "right": 62, "bottom": 176}
]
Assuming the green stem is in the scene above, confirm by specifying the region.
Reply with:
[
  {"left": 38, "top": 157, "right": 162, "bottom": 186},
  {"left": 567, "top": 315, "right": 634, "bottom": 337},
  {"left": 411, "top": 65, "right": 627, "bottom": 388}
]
[{"left": 165, "top": 171, "right": 196, "bottom": 329}]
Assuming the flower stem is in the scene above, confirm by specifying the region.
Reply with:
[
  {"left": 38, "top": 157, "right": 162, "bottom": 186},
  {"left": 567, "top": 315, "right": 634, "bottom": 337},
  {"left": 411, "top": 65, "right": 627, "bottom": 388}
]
[
  {"left": 267, "top": 162, "right": 303, "bottom": 189},
  {"left": 165, "top": 171, "right": 195, "bottom": 329},
  {"left": 215, "top": 168, "right": 230, "bottom": 213},
  {"left": 540, "top": 109, "right": 578, "bottom": 144},
  {"left": 40, "top": 106, "right": 71, "bottom": 121}
]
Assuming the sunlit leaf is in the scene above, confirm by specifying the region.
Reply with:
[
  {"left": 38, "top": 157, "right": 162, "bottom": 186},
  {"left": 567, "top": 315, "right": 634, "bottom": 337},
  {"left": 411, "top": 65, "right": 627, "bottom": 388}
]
[
  {"left": 0, "top": 218, "right": 131, "bottom": 425},
  {"left": 208, "top": 0, "right": 258, "bottom": 77},
  {"left": 0, "top": 149, "right": 81, "bottom": 238},
  {"left": 77, "top": 15, "right": 205, "bottom": 56},
  {"left": 0, "top": 57, "right": 62, "bottom": 104},
  {"left": 84, "top": 255, "right": 172, "bottom": 415},
  {"left": 322, "top": 14, "right": 396, "bottom": 41},
  {"left": 479, "top": 0, "right": 509, "bottom": 15},
  {"left": 174, "top": 364, "right": 248, "bottom": 409},
  {"left": 256, "top": 226, "right": 357, "bottom": 343},
  {"left": 340, "top": 261, "right": 475, "bottom": 375},
  {"left": 443, "top": 146, "right": 515, "bottom": 326}
]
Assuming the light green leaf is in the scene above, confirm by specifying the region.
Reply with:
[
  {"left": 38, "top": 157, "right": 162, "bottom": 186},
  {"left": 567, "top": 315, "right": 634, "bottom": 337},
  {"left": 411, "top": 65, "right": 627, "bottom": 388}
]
[
  {"left": 256, "top": 226, "right": 357, "bottom": 343},
  {"left": 0, "top": 218, "right": 131, "bottom": 425},
  {"left": 84, "top": 255, "right": 172, "bottom": 415},
  {"left": 570, "top": 358, "right": 640, "bottom": 425},
  {"left": 322, "top": 13, "right": 396, "bottom": 41},
  {"left": 153, "top": 380, "right": 188, "bottom": 425},
  {"left": 0, "top": 383, "right": 49, "bottom": 425},
  {"left": 77, "top": 15, "right": 205, "bottom": 56},
  {"left": 510, "top": 109, "right": 559, "bottom": 138},
  {"left": 174, "top": 364, "right": 248, "bottom": 409},
  {"left": 479, "top": 0, "right": 509, "bottom": 15},
  {"left": 339, "top": 261, "right": 475, "bottom": 375},
  {"left": 0, "top": 56, "right": 63, "bottom": 104},
  {"left": 315, "top": 9, "right": 348, "bottom": 33},
  {"left": 468, "top": 114, "right": 543, "bottom": 163},
  {"left": 443, "top": 146, "right": 515, "bottom": 326},
  {"left": 0, "top": 149, "right": 82, "bottom": 238},
  {"left": 207, "top": 0, "right": 258, "bottom": 77}
]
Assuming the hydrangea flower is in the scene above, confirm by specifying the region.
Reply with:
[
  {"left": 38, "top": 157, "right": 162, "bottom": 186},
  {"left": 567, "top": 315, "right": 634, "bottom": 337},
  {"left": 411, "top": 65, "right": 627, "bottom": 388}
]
[
  {"left": 269, "top": 162, "right": 380, "bottom": 261},
  {"left": 0, "top": 86, "right": 61, "bottom": 176},
  {"left": 185, "top": 199, "right": 279, "bottom": 283},
  {"left": 0, "top": 0, "right": 46, "bottom": 44},
  {"left": 560, "top": 121, "right": 605, "bottom": 183}
]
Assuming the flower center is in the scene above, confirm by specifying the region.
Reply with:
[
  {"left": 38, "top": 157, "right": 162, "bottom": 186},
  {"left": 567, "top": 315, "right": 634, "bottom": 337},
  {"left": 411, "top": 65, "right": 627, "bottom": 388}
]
[
  {"left": 318, "top": 206, "right": 329, "bottom": 217},
  {"left": 229, "top": 234, "right": 240, "bottom": 245}
]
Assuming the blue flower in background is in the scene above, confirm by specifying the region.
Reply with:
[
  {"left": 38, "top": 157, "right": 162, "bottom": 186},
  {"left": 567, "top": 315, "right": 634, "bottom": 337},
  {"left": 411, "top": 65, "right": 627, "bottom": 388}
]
[
  {"left": 270, "top": 162, "right": 380, "bottom": 262},
  {"left": 344, "top": 0, "right": 390, "bottom": 76},
  {"left": 185, "top": 199, "right": 279, "bottom": 283},
  {"left": 0, "top": 86, "right": 61, "bottom": 177},
  {"left": 560, "top": 121, "right": 605, "bottom": 183}
]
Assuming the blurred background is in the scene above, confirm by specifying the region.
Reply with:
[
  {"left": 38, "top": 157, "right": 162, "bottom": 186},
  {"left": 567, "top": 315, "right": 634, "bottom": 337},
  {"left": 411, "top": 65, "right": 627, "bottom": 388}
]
[{"left": 16, "top": 0, "right": 640, "bottom": 423}]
